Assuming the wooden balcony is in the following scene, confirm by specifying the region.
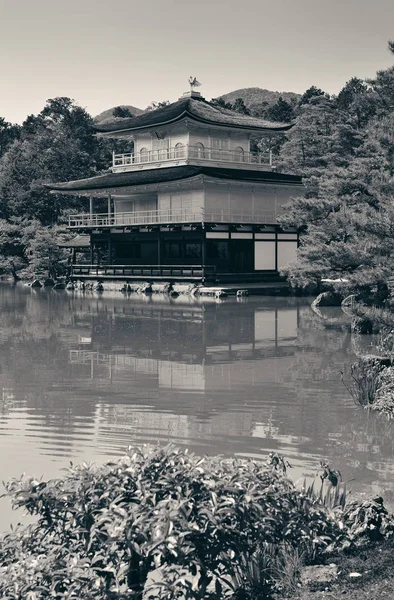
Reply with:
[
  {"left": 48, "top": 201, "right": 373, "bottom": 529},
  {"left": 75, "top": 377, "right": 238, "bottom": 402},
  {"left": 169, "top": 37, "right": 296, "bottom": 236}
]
[
  {"left": 70, "top": 264, "right": 217, "bottom": 282},
  {"left": 112, "top": 145, "right": 273, "bottom": 173},
  {"left": 68, "top": 208, "right": 276, "bottom": 228},
  {"left": 68, "top": 264, "right": 285, "bottom": 284}
]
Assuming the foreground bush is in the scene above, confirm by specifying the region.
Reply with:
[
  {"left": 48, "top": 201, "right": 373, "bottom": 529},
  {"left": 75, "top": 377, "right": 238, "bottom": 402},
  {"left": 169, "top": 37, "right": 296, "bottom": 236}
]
[{"left": 0, "top": 446, "right": 391, "bottom": 599}]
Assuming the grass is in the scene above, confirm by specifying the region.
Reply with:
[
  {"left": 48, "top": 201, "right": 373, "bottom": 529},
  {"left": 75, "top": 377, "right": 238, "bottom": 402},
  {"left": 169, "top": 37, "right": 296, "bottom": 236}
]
[
  {"left": 271, "top": 543, "right": 305, "bottom": 597},
  {"left": 294, "top": 536, "right": 394, "bottom": 600}
]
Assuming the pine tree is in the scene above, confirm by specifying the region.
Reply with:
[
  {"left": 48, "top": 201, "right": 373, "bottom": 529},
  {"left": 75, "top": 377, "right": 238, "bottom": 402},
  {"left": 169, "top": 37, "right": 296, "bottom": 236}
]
[
  {"left": 232, "top": 98, "right": 251, "bottom": 115},
  {"left": 266, "top": 97, "right": 295, "bottom": 122}
]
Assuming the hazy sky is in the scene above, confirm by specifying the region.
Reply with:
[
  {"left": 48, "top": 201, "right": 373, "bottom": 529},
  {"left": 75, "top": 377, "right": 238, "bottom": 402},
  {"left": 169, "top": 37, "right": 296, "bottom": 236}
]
[{"left": 1, "top": 0, "right": 394, "bottom": 123}]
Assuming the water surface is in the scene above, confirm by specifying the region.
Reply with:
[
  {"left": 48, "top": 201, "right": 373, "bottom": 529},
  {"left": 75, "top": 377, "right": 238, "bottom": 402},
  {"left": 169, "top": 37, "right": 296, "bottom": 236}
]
[{"left": 1, "top": 283, "right": 393, "bottom": 530}]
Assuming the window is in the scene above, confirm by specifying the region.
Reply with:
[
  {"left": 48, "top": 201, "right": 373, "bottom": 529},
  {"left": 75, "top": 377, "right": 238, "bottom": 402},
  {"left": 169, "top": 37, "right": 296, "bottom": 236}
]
[
  {"left": 153, "top": 138, "right": 169, "bottom": 160},
  {"left": 194, "top": 142, "right": 205, "bottom": 158},
  {"left": 174, "top": 142, "right": 185, "bottom": 158},
  {"left": 207, "top": 240, "right": 229, "bottom": 260},
  {"left": 140, "top": 147, "right": 149, "bottom": 162},
  {"left": 163, "top": 242, "right": 182, "bottom": 259},
  {"left": 212, "top": 138, "right": 228, "bottom": 160},
  {"left": 233, "top": 146, "right": 245, "bottom": 162},
  {"left": 185, "top": 243, "right": 202, "bottom": 259},
  {"left": 115, "top": 243, "right": 141, "bottom": 262}
]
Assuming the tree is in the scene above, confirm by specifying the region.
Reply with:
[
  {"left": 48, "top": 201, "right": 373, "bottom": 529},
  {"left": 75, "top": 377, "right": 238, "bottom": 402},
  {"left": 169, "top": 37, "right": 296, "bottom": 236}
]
[
  {"left": 278, "top": 95, "right": 340, "bottom": 175},
  {"left": 232, "top": 98, "right": 251, "bottom": 115},
  {"left": 266, "top": 96, "right": 295, "bottom": 122},
  {"left": 210, "top": 97, "right": 233, "bottom": 110},
  {"left": 0, "top": 97, "right": 122, "bottom": 278},
  {"left": 336, "top": 78, "right": 377, "bottom": 129},
  {"left": 146, "top": 100, "right": 170, "bottom": 111},
  {"left": 280, "top": 192, "right": 394, "bottom": 292},
  {"left": 299, "top": 85, "right": 327, "bottom": 106},
  {"left": 0, "top": 218, "right": 72, "bottom": 280},
  {"left": 0, "top": 219, "right": 25, "bottom": 279},
  {"left": 23, "top": 223, "right": 71, "bottom": 280},
  {"left": 0, "top": 97, "right": 102, "bottom": 225},
  {"left": 278, "top": 109, "right": 394, "bottom": 292},
  {"left": 369, "top": 65, "right": 394, "bottom": 112},
  {"left": 112, "top": 106, "right": 134, "bottom": 118},
  {"left": 337, "top": 78, "right": 368, "bottom": 110},
  {"left": 0, "top": 117, "right": 20, "bottom": 158},
  {"left": 251, "top": 100, "right": 269, "bottom": 117}
]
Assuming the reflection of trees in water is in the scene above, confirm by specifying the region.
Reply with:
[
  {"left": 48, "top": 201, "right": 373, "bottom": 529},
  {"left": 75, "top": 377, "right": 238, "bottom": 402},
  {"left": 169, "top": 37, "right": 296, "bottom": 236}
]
[
  {"left": 0, "top": 287, "right": 77, "bottom": 343},
  {"left": 281, "top": 307, "right": 354, "bottom": 387},
  {"left": 0, "top": 286, "right": 98, "bottom": 435},
  {"left": 257, "top": 306, "right": 394, "bottom": 495}
]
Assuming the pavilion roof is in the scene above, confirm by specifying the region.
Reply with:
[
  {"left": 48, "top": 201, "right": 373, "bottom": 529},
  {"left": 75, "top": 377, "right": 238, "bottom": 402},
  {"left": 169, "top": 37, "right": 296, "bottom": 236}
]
[
  {"left": 94, "top": 96, "right": 292, "bottom": 135},
  {"left": 47, "top": 166, "right": 302, "bottom": 194}
]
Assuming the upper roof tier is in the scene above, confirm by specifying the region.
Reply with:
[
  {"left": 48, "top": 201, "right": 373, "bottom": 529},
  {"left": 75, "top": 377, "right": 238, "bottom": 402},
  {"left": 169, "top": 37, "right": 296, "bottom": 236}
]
[
  {"left": 94, "top": 93, "right": 293, "bottom": 136},
  {"left": 47, "top": 165, "right": 302, "bottom": 195}
]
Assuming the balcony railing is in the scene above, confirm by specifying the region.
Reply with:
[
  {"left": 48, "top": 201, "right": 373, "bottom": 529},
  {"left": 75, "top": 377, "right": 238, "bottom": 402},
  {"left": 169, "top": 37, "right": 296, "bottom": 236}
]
[
  {"left": 68, "top": 208, "right": 277, "bottom": 228},
  {"left": 70, "top": 264, "right": 217, "bottom": 282},
  {"left": 112, "top": 145, "right": 273, "bottom": 169}
]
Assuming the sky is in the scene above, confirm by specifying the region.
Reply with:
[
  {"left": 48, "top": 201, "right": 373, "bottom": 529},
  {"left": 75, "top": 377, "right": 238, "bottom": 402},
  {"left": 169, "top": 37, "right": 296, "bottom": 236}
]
[{"left": 1, "top": 0, "right": 394, "bottom": 123}]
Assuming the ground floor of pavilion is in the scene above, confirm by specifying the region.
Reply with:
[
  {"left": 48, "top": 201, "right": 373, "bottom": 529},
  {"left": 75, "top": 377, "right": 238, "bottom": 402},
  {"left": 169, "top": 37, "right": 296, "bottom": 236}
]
[{"left": 67, "top": 223, "right": 298, "bottom": 284}]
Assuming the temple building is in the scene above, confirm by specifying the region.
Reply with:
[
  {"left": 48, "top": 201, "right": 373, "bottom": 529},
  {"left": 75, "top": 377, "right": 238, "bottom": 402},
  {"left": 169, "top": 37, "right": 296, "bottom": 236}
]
[{"left": 48, "top": 88, "right": 302, "bottom": 284}]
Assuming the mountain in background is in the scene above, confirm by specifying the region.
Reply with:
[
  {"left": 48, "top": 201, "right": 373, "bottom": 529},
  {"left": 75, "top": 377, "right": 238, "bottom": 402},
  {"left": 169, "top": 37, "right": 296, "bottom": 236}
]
[
  {"left": 94, "top": 87, "right": 302, "bottom": 122},
  {"left": 218, "top": 87, "right": 301, "bottom": 113},
  {"left": 94, "top": 105, "right": 144, "bottom": 123}
]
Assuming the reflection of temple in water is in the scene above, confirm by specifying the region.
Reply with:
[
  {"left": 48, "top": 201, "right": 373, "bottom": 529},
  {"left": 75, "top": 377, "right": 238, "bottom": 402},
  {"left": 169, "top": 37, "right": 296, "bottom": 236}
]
[
  {"left": 68, "top": 296, "right": 299, "bottom": 393},
  {"left": 63, "top": 295, "right": 299, "bottom": 452},
  {"left": 69, "top": 298, "right": 298, "bottom": 408}
]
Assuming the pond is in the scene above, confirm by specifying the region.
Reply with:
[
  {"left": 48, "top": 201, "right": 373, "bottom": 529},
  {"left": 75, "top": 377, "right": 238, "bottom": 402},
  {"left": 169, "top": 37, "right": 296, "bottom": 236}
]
[{"left": 0, "top": 282, "right": 394, "bottom": 530}]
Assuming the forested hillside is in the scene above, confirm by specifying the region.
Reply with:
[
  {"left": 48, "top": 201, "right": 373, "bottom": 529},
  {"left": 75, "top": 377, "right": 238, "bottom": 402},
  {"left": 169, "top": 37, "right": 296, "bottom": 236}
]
[
  {"left": 95, "top": 105, "right": 144, "bottom": 123},
  {"left": 0, "top": 40, "right": 393, "bottom": 286},
  {"left": 218, "top": 87, "right": 300, "bottom": 116}
]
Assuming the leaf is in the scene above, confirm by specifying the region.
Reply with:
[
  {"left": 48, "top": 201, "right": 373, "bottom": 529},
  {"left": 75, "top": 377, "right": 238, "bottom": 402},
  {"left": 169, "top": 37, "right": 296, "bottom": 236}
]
[{"left": 215, "top": 579, "right": 222, "bottom": 595}]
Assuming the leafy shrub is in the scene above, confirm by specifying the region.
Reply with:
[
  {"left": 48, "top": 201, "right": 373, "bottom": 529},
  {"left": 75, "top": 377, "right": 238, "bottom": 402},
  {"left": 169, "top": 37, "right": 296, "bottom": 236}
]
[
  {"left": 0, "top": 445, "right": 345, "bottom": 599},
  {"left": 342, "top": 357, "right": 385, "bottom": 406},
  {"left": 342, "top": 497, "right": 394, "bottom": 543}
]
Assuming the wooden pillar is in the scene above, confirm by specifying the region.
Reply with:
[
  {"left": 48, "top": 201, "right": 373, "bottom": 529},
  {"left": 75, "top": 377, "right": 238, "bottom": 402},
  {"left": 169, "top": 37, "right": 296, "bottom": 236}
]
[
  {"left": 201, "top": 228, "right": 206, "bottom": 283},
  {"left": 107, "top": 194, "right": 112, "bottom": 225},
  {"left": 89, "top": 196, "right": 93, "bottom": 222},
  {"left": 157, "top": 230, "right": 161, "bottom": 266},
  {"left": 90, "top": 233, "right": 94, "bottom": 264},
  {"left": 108, "top": 235, "right": 112, "bottom": 265}
]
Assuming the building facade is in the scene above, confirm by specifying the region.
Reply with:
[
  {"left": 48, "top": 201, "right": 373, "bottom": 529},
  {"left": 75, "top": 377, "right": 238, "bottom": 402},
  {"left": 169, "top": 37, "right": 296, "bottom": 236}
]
[{"left": 49, "top": 90, "right": 302, "bottom": 284}]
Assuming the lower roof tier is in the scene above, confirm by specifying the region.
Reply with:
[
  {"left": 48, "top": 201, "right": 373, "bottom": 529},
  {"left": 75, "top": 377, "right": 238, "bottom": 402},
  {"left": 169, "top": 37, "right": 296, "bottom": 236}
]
[{"left": 47, "top": 166, "right": 302, "bottom": 196}]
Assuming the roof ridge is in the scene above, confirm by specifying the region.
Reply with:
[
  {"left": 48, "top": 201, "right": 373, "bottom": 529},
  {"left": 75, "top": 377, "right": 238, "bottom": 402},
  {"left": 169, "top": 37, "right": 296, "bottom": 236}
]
[{"left": 94, "top": 95, "right": 292, "bottom": 135}]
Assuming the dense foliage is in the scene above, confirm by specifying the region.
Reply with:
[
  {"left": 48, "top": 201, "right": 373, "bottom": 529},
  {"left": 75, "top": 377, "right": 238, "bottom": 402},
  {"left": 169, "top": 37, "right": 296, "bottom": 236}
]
[
  {"left": 0, "top": 446, "right": 356, "bottom": 599},
  {"left": 0, "top": 98, "right": 123, "bottom": 279},
  {"left": 275, "top": 42, "right": 394, "bottom": 294},
  {"left": 1, "top": 446, "right": 393, "bottom": 599}
]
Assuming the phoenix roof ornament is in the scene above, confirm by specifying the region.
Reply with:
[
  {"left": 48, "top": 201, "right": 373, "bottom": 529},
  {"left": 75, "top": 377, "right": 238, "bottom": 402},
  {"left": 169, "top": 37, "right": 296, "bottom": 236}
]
[{"left": 188, "top": 77, "right": 201, "bottom": 91}]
